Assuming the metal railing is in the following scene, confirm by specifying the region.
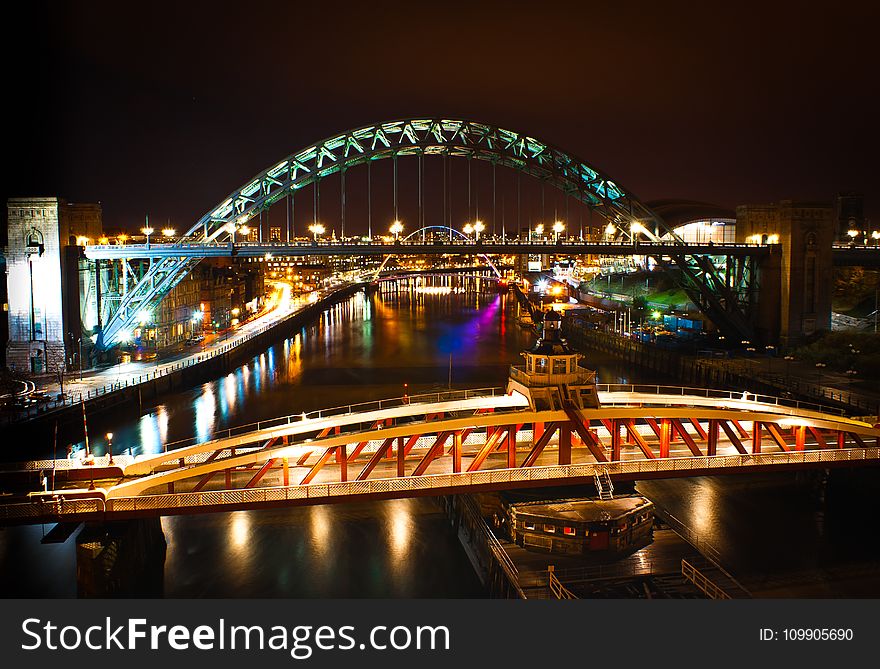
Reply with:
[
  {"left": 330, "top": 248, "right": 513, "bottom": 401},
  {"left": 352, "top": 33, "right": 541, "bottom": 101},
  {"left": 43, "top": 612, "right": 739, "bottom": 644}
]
[
  {"left": 595, "top": 383, "right": 847, "bottom": 416},
  {"left": 681, "top": 559, "right": 732, "bottom": 600},
  {"left": 547, "top": 566, "right": 578, "bottom": 599},
  {"left": 156, "top": 386, "right": 506, "bottom": 453},
  {"left": 3, "top": 447, "right": 878, "bottom": 523},
  {"left": 508, "top": 366, "right": 597, "bottom": 387}
]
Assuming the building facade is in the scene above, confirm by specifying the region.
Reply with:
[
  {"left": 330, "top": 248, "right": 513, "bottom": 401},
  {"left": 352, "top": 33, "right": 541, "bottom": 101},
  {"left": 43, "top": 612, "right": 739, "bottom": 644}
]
[{"left": 5, "top": 197, "right": 102, "bottom": 374}]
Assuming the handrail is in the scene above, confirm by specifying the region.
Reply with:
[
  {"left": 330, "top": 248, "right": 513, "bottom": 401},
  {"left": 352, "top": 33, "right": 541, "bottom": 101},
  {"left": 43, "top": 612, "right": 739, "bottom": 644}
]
[
  {"left": 3, "top": 447, "right": 878, "bottom": 524},
  {"left": 594, "top": 383, "right": 847, "bottom": 416},
  {"left": 547, "top": 566, "right": 578, "bottom": 599},
  {"left": 156, "top": 386, "right": 505, "bottom": 452},
  {"left": 681, "top": 559, "right": 732, "bottom": 600}
]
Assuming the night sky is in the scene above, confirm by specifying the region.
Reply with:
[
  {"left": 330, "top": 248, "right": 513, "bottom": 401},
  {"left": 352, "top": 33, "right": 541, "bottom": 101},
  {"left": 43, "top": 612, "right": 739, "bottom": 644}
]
[{"left": 4, "top": 0, "right": 879, "bottom": 234}]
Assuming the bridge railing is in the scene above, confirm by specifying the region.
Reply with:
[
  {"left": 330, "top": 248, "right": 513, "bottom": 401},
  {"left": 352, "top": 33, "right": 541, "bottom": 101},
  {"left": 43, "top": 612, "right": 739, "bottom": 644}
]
[
  {"left": 4, "top": 447, "right": 878, "bottom": 524},
  {"left": 595, "top": 383, "right": 847, "bottom": 416},
  {"left": 157, "top": 386, "right": 507, "bottom": 453}
]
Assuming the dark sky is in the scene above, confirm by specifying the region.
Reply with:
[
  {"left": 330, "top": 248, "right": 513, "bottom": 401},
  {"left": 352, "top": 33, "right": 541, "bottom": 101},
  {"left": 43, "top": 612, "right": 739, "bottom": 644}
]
[{"left": 5, "top": 0, "right": 879, "bottom": 233}]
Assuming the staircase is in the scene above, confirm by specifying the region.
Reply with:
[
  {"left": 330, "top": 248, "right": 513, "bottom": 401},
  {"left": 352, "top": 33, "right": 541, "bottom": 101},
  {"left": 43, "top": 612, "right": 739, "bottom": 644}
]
[{"left": 594, "top": 470, "right": 614, "bottom": 500}]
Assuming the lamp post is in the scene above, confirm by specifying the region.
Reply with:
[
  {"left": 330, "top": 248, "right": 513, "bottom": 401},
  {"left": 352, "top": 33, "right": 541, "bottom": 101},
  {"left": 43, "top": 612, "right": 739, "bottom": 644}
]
[
  {"left": 308, "top": 223, "right": 325, "bottom": 242},
  {"left": 814, "top": 361, "right": 826, "bottom": 385},
  {"left": 553, "top": 220, "right": 565, "bottom": 242},
  {"left": 463, "top": 223, "right": 474, "bottom": 240},
  {"left": 765, "top": 344, "right": 776, "bottom": 375},
  {"left": 78, "top": 337, "right": 83, "bottom": 381},
  {"left": 473, "top": 220, "right": 484, "bottom": 241},
  {"left": 141, "top": 225, "right": 154, "bottom": 248},
  {"left": 533, "top": 223, "right": 544, "bottom": 241},
  {"left": 161, "top": 227, "right": 175, "bottom": 239},
  {"left": 390, "top": 220, "right": 404, "bottom": 241},
  {"left": 784, "top": 354, "right": 795, "bottom": 384},
  {"left": 106, "top": 432, "right": 114, "bottom": 465}
]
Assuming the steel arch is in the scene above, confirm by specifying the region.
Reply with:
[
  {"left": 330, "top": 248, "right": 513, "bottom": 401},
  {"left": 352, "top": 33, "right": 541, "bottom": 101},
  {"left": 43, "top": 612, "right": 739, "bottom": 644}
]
[
  {"left": 185, "top": 118, "right": 658, "bottom": 242},
  {"left": 96, "top": 118, "right": 754, "bottom": 348}
]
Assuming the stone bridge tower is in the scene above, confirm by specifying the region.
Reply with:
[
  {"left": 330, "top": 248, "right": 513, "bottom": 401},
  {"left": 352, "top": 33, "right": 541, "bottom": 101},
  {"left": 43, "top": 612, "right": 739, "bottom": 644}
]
[{"left": 736, "top": 200, "right": 834, "bottom": 347}]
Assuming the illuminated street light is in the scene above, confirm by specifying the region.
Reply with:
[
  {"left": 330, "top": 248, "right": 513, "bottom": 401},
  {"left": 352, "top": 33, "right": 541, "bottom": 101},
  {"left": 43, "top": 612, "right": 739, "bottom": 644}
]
[
  {"left": 474, "top": 220, "right": 485, "bottom": 240},
  {"left": 141, "top": 226, "right": 154, "bottom": 247},
  {"left": 605, "top": 223, "right": 616, "bottom": 237},
  {"left": 847, "top": 229, "right": 859, "bottom": 239},
  {"left": 390, "top": 220, "right": 404, "bottom": 240},
  {"left": 238, "top": 225, "right": 251, "bottom": 238},
  {"left": 106, "top": 432, "right": 114, "bottom": 465},
  {"left": 553, "top": 220, "right": 565, "bottom": 241},
  {"left": 161, "top": 228, "right": 176, "bottom": 238},
  {"left": 98, "top": 236, "right": 109, "bottom": 245},
  {"left": 533, "top": 223, "right": 544, "bottom": 241},
  {"left": 117, "top": 233, "right": 128, "bottom": 244},
  {"left": 137, "top": 310, "right": 150, "bottom": 325},
  {"left": 76, "top": 236, "right": 90, "bottom": 246},
  {"left": 463, "top": 223, "right": 474, "bottom": 238},
  {"left": 309, "top": 223, "right": 325, "bottom": 242}
]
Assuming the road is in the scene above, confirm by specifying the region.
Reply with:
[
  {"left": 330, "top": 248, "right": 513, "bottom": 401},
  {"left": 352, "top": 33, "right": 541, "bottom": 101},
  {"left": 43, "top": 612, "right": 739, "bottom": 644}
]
[{"left": 26, "top": 279, "right": 330, "bottom": 404}]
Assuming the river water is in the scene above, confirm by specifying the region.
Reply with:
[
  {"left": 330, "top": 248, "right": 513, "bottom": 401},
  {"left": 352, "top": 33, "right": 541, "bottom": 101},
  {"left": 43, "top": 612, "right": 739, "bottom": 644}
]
[{"left": 1, "top": 280, "right": 878, "bottom": 597}]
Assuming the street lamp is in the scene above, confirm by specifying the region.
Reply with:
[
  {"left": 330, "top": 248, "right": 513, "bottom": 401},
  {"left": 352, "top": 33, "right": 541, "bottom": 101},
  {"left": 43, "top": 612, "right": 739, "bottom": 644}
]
[
  {"left": 141, "top": 226, "right": 154, "bottom": 247},
  {"left": 553, "top": 220, "right": 565, "bottom": 241},
  {"left": 117, "top": 233, "right": 128, "bottom": 245},
  {"left": 533, "top": 223, "right": 544, "bottom": 241},
  {"left": 473, "top": 220, "right": 484, "bottom": 241},
  {"left": 106, "top": 432, "right": 114, "bottom": 465},
  {"left": 238, "top": 225, "right": 251, "bottom": 240},
  {"left": 308, "top": 223, "right": 325, "bottom": 242},
  {"left": 463, "top": 223, "right": 474, "bottom": 239},
  {"left": 390, "top": 220, "right": 404, "bottom": 240},
  {"left": 161, "top": 228, "right": 175, "bottom": 238}
]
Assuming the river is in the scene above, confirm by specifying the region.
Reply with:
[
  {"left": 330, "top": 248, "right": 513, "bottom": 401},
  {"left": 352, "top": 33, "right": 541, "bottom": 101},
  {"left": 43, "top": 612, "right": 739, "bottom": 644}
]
[{"left": 1, "top": 280, "right": 878, "bottom": 597}]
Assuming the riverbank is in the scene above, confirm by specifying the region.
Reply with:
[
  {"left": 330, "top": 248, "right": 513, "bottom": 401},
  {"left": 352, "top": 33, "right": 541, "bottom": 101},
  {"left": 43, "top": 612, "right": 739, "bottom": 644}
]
[{"left": 0, "top": 282, "right": 367, "bottom": 434}]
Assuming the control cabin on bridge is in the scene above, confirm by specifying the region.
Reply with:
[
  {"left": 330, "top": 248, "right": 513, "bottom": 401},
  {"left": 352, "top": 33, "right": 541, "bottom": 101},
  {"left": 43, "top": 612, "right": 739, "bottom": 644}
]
[{"left": 507, "top": 309, "right": 600, "bottom": 411}]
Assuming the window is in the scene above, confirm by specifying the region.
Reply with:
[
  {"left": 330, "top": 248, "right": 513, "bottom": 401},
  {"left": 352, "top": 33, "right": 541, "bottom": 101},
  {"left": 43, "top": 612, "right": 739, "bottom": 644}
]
[
  {"left": 523, "top": 522, "right": 535, "bottom": 530},
  {"left": 552, "top": 358, "right": 567, "bottom": 374},
  {"left": 562, "top": 527, "right": 576, "bottom": 536},
  {"left": 543, "top": 524, "right": 556, "bottom": 534},
  {"left": 269, "top": 227, "right": 281, "bottom": 242}
]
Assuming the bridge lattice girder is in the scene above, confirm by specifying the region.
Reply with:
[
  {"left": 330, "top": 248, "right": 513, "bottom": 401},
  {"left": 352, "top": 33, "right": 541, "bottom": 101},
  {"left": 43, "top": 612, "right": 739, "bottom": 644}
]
[{"left": 97, "top": 118, "right": 748, "bottom": 346}]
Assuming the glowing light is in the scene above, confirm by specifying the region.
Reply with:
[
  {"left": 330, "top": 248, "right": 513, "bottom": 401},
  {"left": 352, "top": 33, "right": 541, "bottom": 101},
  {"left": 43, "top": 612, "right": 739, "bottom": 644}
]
[
  {"left": 847, "top": 229, "right": 859, "bottom": 238},
  {"left": 238, "top": 225, "right": 250, "bottom": 236},
  {"left": 161, "top": 228, "right": 175, "bottom": 237},
  {"left": 141, "top": 226, "right": 154, "bottom": 236},
  {"left": 76, "top": 236, "right": 90, "bottom": 246},
  {"left": 98, "top": 236, "right": 109, "bottom": 245},
  {"left": 463, "top": 223, "right": 474, "bottom": 235},
  {"left": 534, "top": 223, "right": 544, "bottom": 235},
  {"left": 872, "top": 231, "right": 880, "bottom": 240},
  {"left": 605, "top": 223, "right": 616, "bottom": 235},
  {"left": 630, "top": 221, "right": 644, "bottom": 233},
  {"left": 767, "top": 234, "right": 780, "bottom": 244},
  {"left": 116, "top": 234, "right": 128, "bottom": 244},
  {"left": 229, "top": 512, "right": 250, "bottom": 550},
  {"left": 390, "top": 220, "right": 404, "bottom": 238},
  {"left": 651, "top": 310, "right": 662, "bottom": 320},
  {"left": 309, "top": 223, "right": 325, "bottom": 240},
  {"left": 553, "top": 220, "right": 565, "bottom": 233},
  {"left": 137, "top": 309, "right": 151, "bottom": 324},
  {"left": 191, "top": 310, "right": 204, "bottom": 322}
]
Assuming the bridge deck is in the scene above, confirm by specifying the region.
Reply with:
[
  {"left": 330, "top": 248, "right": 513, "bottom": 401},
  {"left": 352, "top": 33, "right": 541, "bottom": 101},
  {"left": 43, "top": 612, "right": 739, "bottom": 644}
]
[{"left": 2, "top": 387, "right": 878, "bottom": 525}]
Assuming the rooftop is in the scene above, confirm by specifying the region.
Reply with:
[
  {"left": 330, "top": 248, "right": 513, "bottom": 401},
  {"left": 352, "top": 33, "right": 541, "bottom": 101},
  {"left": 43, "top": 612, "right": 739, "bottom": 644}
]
[{"left": 510, "top": 496, "right": 653, "bottom": 523}]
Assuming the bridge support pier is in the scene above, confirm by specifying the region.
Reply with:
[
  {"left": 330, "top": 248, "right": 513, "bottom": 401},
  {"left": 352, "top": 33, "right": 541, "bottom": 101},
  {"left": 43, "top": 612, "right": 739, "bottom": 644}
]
[{"left": 76, "top": 518, "right": 166, "bottom": 597}]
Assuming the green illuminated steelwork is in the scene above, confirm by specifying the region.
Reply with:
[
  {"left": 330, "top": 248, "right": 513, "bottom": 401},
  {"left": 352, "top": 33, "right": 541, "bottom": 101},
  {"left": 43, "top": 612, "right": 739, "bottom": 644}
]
[{"left": 96, "top": 118, "right": 754, "bottom": 348}]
